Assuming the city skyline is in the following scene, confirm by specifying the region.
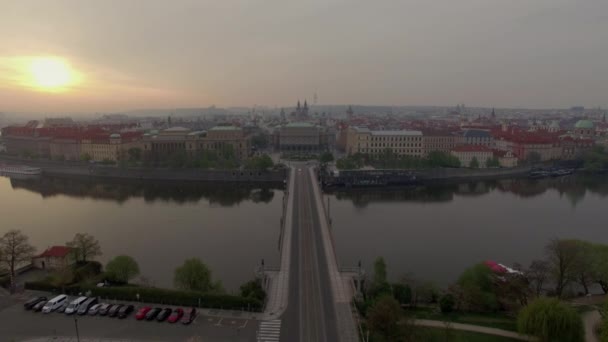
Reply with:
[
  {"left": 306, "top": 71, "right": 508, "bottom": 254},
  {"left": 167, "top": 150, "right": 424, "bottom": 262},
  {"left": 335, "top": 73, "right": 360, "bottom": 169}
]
[{"left": 1, "top": 0, "right": 607, "bottom": 113}]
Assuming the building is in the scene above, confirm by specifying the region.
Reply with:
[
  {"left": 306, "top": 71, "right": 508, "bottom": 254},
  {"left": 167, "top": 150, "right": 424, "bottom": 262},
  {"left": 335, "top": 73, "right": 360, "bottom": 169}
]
[
  {"left": 32, "top": 246, "right": 72, "bottom": 270},
  {"left": 461, "top": 129, "right": 494, "bottom": 147},
  {"left": 277, "top": 122, "right": 323, "bottom": 152},
  {"left": 573, "top": 120, "right": 595, "bottom": 139},
  {"left": 81, "top": 132, "right": 143, "bottom": 162},
  {"left": 346, "top": 126, "right": 423, "bottom": 158},
  {"left": 451, "top": 145, "right": 493, "bottom": 168},
  {"left": 494, "top": 131, "right": 561, "bottom": 162},
  {"left": 202, "top": 126, "right": 250, "bottom": 160},
  {"left": 421, "top": 129, "right": 459, "bottom": 156},
  {"left": 493, "top": 150, "right": 518, "bottom": 168}
]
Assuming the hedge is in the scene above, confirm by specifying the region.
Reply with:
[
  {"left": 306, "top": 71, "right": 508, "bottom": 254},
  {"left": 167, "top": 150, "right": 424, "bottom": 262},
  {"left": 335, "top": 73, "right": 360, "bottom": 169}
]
[{"left": 25, "top": 282, "right": 262, "bottom": 312}]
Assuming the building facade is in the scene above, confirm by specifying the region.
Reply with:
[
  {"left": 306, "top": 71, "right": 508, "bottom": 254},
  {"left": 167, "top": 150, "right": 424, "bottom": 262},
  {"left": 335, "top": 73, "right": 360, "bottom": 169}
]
[
  {"left": 346, "top": 126, "right": 423, "bottom": 158},
  {"left": 451, "top": 145, "right": 493, "bottom": 168}
]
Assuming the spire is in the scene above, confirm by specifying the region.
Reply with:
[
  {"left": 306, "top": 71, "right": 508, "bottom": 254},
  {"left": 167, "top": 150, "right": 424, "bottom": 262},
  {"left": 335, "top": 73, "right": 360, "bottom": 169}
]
[
  {"left": 603, "top": 112, "right": 606, "bottom": 123},
  {"left": 491, "top": 108, "right": 496, "bottom": 118},
  {"left": 297, "top": 100, "right": 301, "bottom": 110},
  {"left": 304, "top": 100, "right": 308, "bottom": 109}
]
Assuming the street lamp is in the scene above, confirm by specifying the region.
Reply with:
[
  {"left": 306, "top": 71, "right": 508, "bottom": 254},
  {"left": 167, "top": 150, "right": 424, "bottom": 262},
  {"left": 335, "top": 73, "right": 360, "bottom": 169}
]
[{"left": 74, "top": 317, "right": 80, "bottom": 342}]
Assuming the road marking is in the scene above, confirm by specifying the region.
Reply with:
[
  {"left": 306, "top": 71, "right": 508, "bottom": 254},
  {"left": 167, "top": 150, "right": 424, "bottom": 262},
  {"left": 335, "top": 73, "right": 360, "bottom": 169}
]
[{"left": 258, "top": 319, "right": 281, "bottom": 342}]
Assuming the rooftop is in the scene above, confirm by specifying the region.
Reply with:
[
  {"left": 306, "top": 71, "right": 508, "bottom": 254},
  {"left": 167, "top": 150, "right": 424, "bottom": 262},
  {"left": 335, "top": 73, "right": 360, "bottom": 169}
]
[
  {"left": 285, "top": 122, "right": 315, "bottom": 128},
  {"left": 210, "top": 125, "right": 241, "bottom": 131},
  {"left": 574, "top": 120, "right": 595, "bottom": 130},
  {"left": 452, "top": 144, "right": 493, "bottom": 153},
  {"left": 35, "top": 246, "right": 72, "bottom": 258}
]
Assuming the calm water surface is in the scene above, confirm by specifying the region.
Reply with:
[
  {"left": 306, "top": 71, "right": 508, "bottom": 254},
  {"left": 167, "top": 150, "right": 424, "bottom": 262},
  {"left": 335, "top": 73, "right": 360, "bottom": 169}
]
[
  {"left": 0, "top": 176, "right": 284, "bottom": 292},
  {"left": 328, "top": 175, "right": 608, "bottom": 286}
]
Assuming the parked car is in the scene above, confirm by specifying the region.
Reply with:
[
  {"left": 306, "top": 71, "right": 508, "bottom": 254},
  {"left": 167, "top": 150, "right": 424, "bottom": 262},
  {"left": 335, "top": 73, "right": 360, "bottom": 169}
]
[
  {"left": 145, "top": 307, "right": 162, "bottom": 321},
  {"left": 77, "top": 297, "right": 98, "bottom": 315},
  {"left": 167, "top": 308, "right": 184, "bottom": 323},
  {"left": 32, "top": 300, "right": 48, "bottom": 312},
  {"left": 108, "top": 304, "right": 123, "bottom": 317},
  {"left": 42, "top": 295, "right": 68, "bottom": 313},
  {"left": 135, "top": 306, "right": 151, "bottom": 320},
  {"left": 181, "top": 308, "right": 197, "bottom": 325},
  {"left": 56, "top": 301, "right": 69, "bottom": 313},
  {"left": 65, "top": 297, "right": 88, "bottom": 315},
  {"left": 88, "top": 303, "right": 103, "bottom": 315},
  {"left": 118, "top": 305, "right": 134, "bottom": 319},
  {"left": 98, "top": 303, "right": 112, "bottom": 316},
  {"left": 156, "top": 308, "right": 172, "bottom": 322},
  {"left": 24, "top": 296, "right": 47, "bottom": 310}
]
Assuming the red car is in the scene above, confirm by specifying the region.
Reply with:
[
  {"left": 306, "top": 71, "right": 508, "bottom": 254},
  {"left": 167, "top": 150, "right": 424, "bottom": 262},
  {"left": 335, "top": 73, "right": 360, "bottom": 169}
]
[
  {"left": 167, "top": 308, "right": 184, "bottom": 323},
  {"left": 135, "top": 306, "right": 152, "bottom": 320}
]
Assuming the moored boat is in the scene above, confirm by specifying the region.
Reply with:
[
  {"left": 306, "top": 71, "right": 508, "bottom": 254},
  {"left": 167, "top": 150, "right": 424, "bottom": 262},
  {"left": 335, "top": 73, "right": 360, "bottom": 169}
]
[{"left": 0, "top": 165, "right": 42, "bottom": 175}]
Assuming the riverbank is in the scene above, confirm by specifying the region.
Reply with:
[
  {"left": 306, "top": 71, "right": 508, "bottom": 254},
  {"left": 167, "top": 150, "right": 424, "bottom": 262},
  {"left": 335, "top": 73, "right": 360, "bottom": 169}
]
[{"left": 0, "top": 155, "right": 287, "bottom": 184}]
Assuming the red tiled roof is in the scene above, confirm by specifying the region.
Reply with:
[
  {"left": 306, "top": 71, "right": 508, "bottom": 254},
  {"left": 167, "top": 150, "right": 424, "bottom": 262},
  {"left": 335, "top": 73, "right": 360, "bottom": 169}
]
[
  {"left": 451, "top": 144, "right": 493, "bottom": 152},
  {"left": 35, "top": 246, "right": 72, "bottom": 258}
]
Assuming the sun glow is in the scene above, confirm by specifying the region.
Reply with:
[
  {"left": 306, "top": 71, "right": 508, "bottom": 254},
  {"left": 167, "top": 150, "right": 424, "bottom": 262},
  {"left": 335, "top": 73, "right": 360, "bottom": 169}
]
[{"left": 25, "top": 57, "right": 80, "bottom": 91}]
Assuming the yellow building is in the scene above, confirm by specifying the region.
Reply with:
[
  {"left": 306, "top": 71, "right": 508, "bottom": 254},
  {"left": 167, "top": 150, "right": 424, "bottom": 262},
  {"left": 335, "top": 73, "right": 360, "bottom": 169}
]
[{"left": 346, "top": 126, "right": 423, "bottom": 158}]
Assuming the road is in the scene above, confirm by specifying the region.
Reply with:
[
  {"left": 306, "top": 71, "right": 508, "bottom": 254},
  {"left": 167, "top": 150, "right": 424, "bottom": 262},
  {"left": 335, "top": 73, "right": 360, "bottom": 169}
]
[{"left": 280, "top": 165, "right": 338, "bottom": 342}]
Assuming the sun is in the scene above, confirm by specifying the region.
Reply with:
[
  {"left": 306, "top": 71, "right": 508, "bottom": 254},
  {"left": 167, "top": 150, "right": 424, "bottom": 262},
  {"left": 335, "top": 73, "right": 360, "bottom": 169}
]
[{"left": 27, "top": 57, "right": 77, "bottom": 91}]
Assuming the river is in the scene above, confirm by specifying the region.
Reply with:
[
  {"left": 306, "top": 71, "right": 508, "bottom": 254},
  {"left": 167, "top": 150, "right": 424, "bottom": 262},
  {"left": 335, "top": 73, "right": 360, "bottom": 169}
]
[
  {"left": 0, "top": 175, "right": 284, "bottom": 292},
  {"left": 327, "top": 175, "right": 608, "bottom": 287}
]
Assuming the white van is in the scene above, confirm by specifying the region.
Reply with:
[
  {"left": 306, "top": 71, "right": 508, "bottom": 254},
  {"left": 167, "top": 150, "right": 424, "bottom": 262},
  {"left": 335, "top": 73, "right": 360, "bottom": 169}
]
[
  {"left": 42, "top": 294, "right": 68, "bottom": 313},
  {"left": 64, "top": 296, "right": 88, "bottom": 315}
]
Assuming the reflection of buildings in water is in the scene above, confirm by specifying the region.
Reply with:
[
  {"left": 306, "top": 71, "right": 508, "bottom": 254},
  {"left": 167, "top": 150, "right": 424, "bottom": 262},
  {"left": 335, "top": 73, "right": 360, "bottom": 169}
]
[
  {"left": 331, "top": 175, "right": 608, "bottom": 207},
  {"left": 9, "top": 176, "right": 279, "bottom": 206}
]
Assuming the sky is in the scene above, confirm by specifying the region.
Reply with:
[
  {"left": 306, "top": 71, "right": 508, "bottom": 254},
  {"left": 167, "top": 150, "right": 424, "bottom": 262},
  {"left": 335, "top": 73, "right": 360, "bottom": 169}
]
[{"left": 0, "top": 0, "right": 607, "bottom": 113}]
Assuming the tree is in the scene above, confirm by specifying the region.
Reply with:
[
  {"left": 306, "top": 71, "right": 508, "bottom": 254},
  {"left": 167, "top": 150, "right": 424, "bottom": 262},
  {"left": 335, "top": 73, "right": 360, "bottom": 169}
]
[
  {"left": 571, "top": 240, "right": 595, "bottom": 295},
  {"left": 427, "top": 151, "right": 460, "bottom": 168},
  {"left": 392, "top": 283, "right": 412, "bottom": 306},
  {"left": 517, "top": 297, "right": 583, "bottom": 342},
  {"left": 106, "top": 255, "right": 140, "bottom": 284},
  {"left": 457, "top": 263, "right": 498, "bottom": 312},
  {"left": 469, "top": 156, "right": 480, "bottom": 168},
  {"left": 486, "top": 156, "right": 500, "bottom": 168},
  {"left": 244, "top": 154, "right": 274, "bottom": 170},
  {"left": 527, "top": 260, "right": 550, "bottom": 297},
  {"left": 174, "top": 258, "right": 220, "bottom": 292},
  {"left": 367, "top": 295, "right": 403, "bottom": 341},
  {"left": 319, "top": 152, "right": 334, "bottom": 164},
  {"left": 439, "top": 293, "right": 455, "bottom": 313},
  {"left": 545, "top": 239, "right": 583, "bottom": 298},
  {"left": 592, "top": 244, "right": 608, "bottom": 293},
  {"left": 127, "top": 148, "right": 142, "bottom": 162},
  {"left": 240, "top": 279, "right": 266, "bottom": 302},
  {"left": 81, "top": 153, "right": 92, "bottom": 162},
  {"left": 368, "top": 257, "right": 390, "bottom": 299},
  {"left": 66, "top": 233, "right": 101, "bottom": 263},
  {"left": 251, "top": 133, "right": 269, "bottom": 150},
  {"left": 0, "top": 230, "right": 36, "bottom": 291},
  {"left": 525, "top": 151, "right": 542, "bottom": 165}
]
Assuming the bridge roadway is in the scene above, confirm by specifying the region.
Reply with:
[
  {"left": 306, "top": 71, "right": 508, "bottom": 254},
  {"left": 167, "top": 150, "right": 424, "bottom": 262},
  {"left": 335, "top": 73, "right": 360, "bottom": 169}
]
[{"left": 257, "top": 164, "right": 357, "bottom": 342}]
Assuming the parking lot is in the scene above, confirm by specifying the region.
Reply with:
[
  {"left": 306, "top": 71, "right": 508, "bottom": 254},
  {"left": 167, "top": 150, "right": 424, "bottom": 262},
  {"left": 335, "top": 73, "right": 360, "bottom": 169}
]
[{"left": 0, "top": 294, "right": 258, "bottom": 342}]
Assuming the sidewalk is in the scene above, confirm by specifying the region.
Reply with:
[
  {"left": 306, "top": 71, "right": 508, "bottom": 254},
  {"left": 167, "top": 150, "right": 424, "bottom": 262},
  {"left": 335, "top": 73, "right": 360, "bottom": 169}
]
[{"left": 413, "top": 319, "right": 534, "bottom": 341}]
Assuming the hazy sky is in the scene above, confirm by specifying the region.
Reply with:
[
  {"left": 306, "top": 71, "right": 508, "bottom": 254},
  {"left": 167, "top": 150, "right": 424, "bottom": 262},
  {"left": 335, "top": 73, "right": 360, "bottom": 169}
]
[{"left": 0, "top": 0, "right": 607, "bottom": 112}]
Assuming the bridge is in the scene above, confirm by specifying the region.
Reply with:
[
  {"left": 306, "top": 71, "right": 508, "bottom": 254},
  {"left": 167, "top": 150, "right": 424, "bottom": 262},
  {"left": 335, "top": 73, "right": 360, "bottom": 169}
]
[{"left": 258, "top": 164, "right": 360, "bottom": 342}]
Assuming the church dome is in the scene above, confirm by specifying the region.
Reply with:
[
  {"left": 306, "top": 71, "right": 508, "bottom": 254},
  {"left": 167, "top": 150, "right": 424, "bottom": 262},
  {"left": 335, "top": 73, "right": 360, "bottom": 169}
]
[{"left": 574, "top": 120, "right": 594, "bottom": 129}]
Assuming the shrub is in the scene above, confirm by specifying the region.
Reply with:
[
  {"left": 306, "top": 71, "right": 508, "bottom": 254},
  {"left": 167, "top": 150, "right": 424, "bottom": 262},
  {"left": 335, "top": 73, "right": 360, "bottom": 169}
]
[
  {"left": 439, "top": 293, "right": 455, "bottom": 313},
  {"left": 73, "top": 261, "right": 103, "bottom": 283},
  {"left": 517, "top": 297, "right": 583, "bottom": 342}
]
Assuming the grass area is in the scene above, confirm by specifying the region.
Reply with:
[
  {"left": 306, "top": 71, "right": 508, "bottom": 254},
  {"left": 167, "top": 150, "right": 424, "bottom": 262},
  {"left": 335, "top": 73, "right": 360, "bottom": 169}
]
[
  {"left": 414, "top": 327, "right": 521, "bottom": 342},
  {"left": 408, "top": 307, "right": 518, "bottom": 332}
]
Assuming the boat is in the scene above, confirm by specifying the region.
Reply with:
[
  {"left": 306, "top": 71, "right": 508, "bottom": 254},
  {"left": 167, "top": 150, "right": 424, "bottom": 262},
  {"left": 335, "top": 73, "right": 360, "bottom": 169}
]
[
  {"left": 528, "top": 170, "right": 549, "bottom": 179},
  {"left": 0, "top": 165, "right": 42, "bottom": 175}
]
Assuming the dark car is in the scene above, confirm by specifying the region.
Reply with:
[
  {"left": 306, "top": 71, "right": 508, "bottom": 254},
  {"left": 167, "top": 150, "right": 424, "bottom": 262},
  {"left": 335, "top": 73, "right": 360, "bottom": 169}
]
[
  {"left": 56, "top": 301, "right": 69, "bottom": 313},
  {"left": 156, "top": 308, "right": 172, "bottom": 322},
  {"left": 24, "top": 296, "right": 47, "bottom": 310},
  {"left": 118, "top": 305, "right": 134, "bottom": 319},
  {"left": 98, "top": 303, "right": 112, "bottom": 316},
  {"left": 77, "top": 297, "right": 98, "bottom": 315},
  {"left": 32, "top": 300, "right": 48, "bottom": 312},
  {"left": 145, "top": 307, "right": 162, "bottom": 321},
  {"left": 108, "top": 304, "right": 123, "bottom": 317},
  {"left": 181, "top": 307, "right": 197, "bottom": 325}
]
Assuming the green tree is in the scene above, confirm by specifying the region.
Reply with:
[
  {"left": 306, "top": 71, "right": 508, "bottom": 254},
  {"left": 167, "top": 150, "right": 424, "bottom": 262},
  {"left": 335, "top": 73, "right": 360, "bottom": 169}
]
[
  {"left": 81, "top": 153, "right": 92, "bottom": 162},
  {"left": 169, "top": 150, "right": 188, "bottom": 168},
  {"left": 525, "top": 151, "right": 542, "bottom": 165},
  {"left": 66, "top": 233, "right": 102, "bottom": 263},
  {"left": 427, "top": 151, "right": 461, "bottom": 168},
  {"left": 593, "top": 244, "right": 608, "bottom": 293},
  {"left": 457, "top": 263, "right": 498, "bottom": 312},
  {"left": 439, "top": 293, "right": 455, "bottom": 313},
  {"left": 244, "top": 154, "right": 274, "bottom": 170},
  {"left": 367, "top": 295, "right": 403, "bottom": 341},
  {"left": 239, "top": 279, "right": 266, "bottom": 302},
  {"left": 0, "top": 230, "right": 36, "bottom": 291},
  {"left": 128, "top": 148, "right": 142, "bottom": 162},
  {"left": 319, "top": 152, "right": 334, "bottom": 164},
  {"left": 392, "top": 283, "right": 412, "bottom": 306},
  {"left": 251, "top": 133, "right": 269, "bottom": 149},
  {"left": 469, "top": 156, "right": 480, "bottom": 168},
  {"left": 517, "top": 297, "right": 583, "bottom": 342},
  {"left": 545, "top": 239, "right": 583, "bottom": 298},
  {"left": 486, "top": 156, "right": 500, "bottom": 168},
  {"left": 106, "top": 255, "right": 140, "bottom": 284},
  {"left": 174, "top": 258, "right": 220, "bottom": 292}
]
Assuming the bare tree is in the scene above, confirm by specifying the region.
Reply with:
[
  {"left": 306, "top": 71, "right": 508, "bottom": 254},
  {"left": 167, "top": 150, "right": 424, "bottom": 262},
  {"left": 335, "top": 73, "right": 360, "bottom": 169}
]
[
  {"left": 545, "top": 239, "right": 582, "bottom": 298},
  {"left": 0, "top": 230, "right": 36, "bottom": 292},
  {"left": 66, "top": 233, "right": 101, "bottom": 263},
  {"left": 527, "top": 260, "right": 550, "bottom": 297}
]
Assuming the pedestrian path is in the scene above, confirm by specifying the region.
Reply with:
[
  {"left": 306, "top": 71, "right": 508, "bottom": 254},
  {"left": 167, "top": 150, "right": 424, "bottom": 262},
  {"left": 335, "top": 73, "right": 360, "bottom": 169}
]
[
  {"left": 257, "top": 319, "right": 281, "bottom": 342},
  {"left": 413, "top": 319, "right": 534, "bottom": 341}
]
